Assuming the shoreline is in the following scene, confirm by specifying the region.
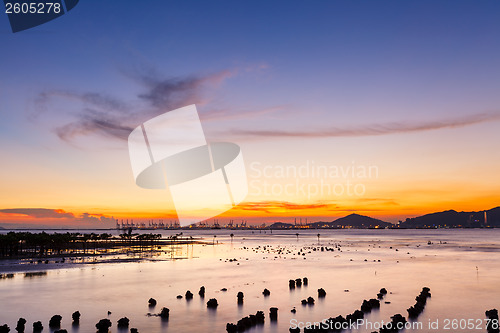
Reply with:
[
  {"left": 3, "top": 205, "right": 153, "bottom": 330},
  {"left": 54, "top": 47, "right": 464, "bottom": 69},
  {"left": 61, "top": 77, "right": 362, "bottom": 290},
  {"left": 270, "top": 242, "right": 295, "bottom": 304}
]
[
  {"left": 0, "top": 255, "right": 183, "bottom": 275},
  {"left": 0, "top": 231, "right": 210, "bottom": 273},
  {"left": 1, "top": 229, "right": 500, "bottom": 332}
]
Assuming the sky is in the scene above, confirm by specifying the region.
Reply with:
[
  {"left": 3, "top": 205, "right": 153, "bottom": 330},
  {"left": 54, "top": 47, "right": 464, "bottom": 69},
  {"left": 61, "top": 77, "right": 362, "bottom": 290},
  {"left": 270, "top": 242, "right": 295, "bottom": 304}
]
[{"left": 1, "top": 1, "right": 500, "bottom": 228}]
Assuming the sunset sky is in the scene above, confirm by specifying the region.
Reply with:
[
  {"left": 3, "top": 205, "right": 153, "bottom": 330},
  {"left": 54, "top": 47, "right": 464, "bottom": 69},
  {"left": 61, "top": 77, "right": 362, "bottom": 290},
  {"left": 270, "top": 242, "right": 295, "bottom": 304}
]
[{"left": 1, "top": 1, "right": 500, "bottom": 228}]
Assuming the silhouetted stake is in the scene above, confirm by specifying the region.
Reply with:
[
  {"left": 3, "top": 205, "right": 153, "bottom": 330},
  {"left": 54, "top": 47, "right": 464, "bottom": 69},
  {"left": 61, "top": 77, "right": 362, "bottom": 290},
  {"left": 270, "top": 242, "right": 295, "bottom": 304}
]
[
  {"left": 486, "top": 309, "right": 499, "bottom": 333},
  {"left": 15, "top": 318, "right": 26, "bottom": 333},
  {"left": 33, "top": 321, "right": 43, "bottom": 332},
  {"left": 160, "top": 307, "right": 170, "bottom": 320},
  {"left": 72, "top": 311, "right": 80, "bottom": 324},
  {"left": 207, "top": 298, "right": 219, "bottom": 309},
  {"left": 237, "top": 291, "right": 244, "bottom": 304},
  {"left": 269, "top": 307, "right": 278, "bottom": 321},
  {"left": 117, "top": 317, "right": 129, "bottom": 328},
  {"left": 95, "top": 319, "right": 112, "bottom": 333},
  {"left": 49, "top": 315, "right": 62, "bottom": 328}
]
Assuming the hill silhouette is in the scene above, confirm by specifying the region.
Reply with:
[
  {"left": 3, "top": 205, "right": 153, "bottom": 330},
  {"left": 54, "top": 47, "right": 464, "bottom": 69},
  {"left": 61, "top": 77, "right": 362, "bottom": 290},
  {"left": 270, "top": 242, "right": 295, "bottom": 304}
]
[
  {"left": 399, "top": 207, "right": 500, "bottom": 228},
  {"left": 269, "top": 213, "right": 391, "bottom": 229},
  {"left": 267, "top": 207, "right": 500, "bottom": 229}
]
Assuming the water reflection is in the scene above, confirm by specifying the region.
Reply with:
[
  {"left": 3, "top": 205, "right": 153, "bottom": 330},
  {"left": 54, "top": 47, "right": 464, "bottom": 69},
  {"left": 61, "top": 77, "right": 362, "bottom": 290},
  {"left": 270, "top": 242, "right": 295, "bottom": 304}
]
[{"left": 0, "top": 229, "right": 499, "bottom": 332}]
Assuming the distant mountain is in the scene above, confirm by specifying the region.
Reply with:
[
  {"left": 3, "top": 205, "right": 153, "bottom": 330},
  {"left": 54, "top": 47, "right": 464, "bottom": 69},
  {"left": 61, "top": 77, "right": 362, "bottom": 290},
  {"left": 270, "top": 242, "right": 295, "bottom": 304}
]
[
  {"left": 309, "top": 214, "right": 392, "bottom": 229},
  {"left": 269, "top": 213, "right": 391, "bottom": 229},
  {"left": 399, "top": 207, "right": 500, "bottom": 228},
  {"left": 487, "top": 207, "right": 500, "bottom": 226},
  {"left": 267, "top": 207, "right": 500, "bottom": 229}
]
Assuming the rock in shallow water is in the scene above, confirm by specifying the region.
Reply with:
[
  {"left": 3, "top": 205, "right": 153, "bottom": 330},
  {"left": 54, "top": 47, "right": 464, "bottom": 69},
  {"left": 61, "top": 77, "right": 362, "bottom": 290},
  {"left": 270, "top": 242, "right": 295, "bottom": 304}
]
[
  {"left": 49, "top": 315, "right": 62, "bottom": 328},
  {"left": 32, "top": 321, "right": 43, "bottom": 332},
  {"left": 15, "top": 318, "right": 26, "bottom": 333},
  {"left": 207, "top": 298, "right": 218, "bottom": 308},
  {"left": 160, "top": 307, "right": 170, "bottom": 319},
  {"left": 117, "top": 317, "right": 129, "bottom": 328},
  {"left": 72, "top": 311, "right": 80, "bottom": 324},
  {"left": 95, "top": 319, "right": 112, "bottom": 333}
]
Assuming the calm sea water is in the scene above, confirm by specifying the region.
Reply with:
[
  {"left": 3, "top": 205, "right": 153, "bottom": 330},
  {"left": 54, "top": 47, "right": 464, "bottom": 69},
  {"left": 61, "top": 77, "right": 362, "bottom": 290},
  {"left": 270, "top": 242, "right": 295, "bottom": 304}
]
[{"left": 1, "top": 229, "right": 499, "bottom": 332}]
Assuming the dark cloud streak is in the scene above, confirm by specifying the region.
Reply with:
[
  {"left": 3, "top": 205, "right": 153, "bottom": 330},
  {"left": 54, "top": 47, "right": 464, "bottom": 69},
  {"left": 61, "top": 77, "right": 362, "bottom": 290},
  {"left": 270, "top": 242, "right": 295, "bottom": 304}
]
[
  {"left": 235, "top": 201, "right": 336, "bottom": 214},
  {"left": 225, "top": 111, "right": 500, "bottom": 139},
  {"left": 138, "top": 71, "right": 231, "bottom": 109},
  {"left": 54, "top": 110, "right": 135, "bottom": 141},
  {"left": 37, "top": 70, "right": 233, "bottom": 142},
  {"left": 0, "top": 208, "right": 116, "bottom": 227},
  {"left": 0, "top": 208, "right": 75, "bottom": 219}
]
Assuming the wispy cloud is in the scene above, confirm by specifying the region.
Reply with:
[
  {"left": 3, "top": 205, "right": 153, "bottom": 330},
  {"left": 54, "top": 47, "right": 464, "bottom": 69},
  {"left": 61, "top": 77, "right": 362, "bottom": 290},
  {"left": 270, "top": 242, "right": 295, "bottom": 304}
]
[
  {"left": 54, "top": 112, "right": 135, "bottom": 141},
  {"left": 233, "top": 199, "right": 400, "bottom": 215},
  {"left": 137, "top": 70, "right": 232, "bottom": 109},
  {"left": 0, "top": 208, "right": 116, "bottom": 227},
  {"left": 0, "top": 208, "right": 75, "bottom": 219},
  {"left": 200, "top": 105, "right": 285, "bottom": 122},
  {"left": 37, "top": 91, "right": 130, "bottom": 113},
  {"left": 235, "top": 201, "right": 337, "bottom": 213},
  {"left": 36, "top": 70, "right": 234, "bottom": 142},
  {"left": 223, "top": 111, "right": 500, "bottom": 139},
  {"left": 353, "top": 198, "right": 400, "bottom": 206}
]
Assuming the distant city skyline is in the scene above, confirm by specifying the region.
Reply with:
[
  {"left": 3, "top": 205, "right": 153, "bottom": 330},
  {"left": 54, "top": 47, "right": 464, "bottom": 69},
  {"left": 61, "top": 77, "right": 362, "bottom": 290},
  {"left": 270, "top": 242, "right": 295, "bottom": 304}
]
[{"left": 2, "top": 1, "right": 500, "bottom": 228}]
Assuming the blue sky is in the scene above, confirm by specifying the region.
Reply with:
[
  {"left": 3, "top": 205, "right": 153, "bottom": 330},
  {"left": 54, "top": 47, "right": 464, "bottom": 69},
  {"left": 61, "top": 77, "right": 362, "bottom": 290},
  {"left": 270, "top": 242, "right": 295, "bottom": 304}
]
[
  {"left": 1, "top": 1, "right": 500, "bottom": 226},
  {"left": 3, "top": 1, "right": 500, "bottom": 130}
]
